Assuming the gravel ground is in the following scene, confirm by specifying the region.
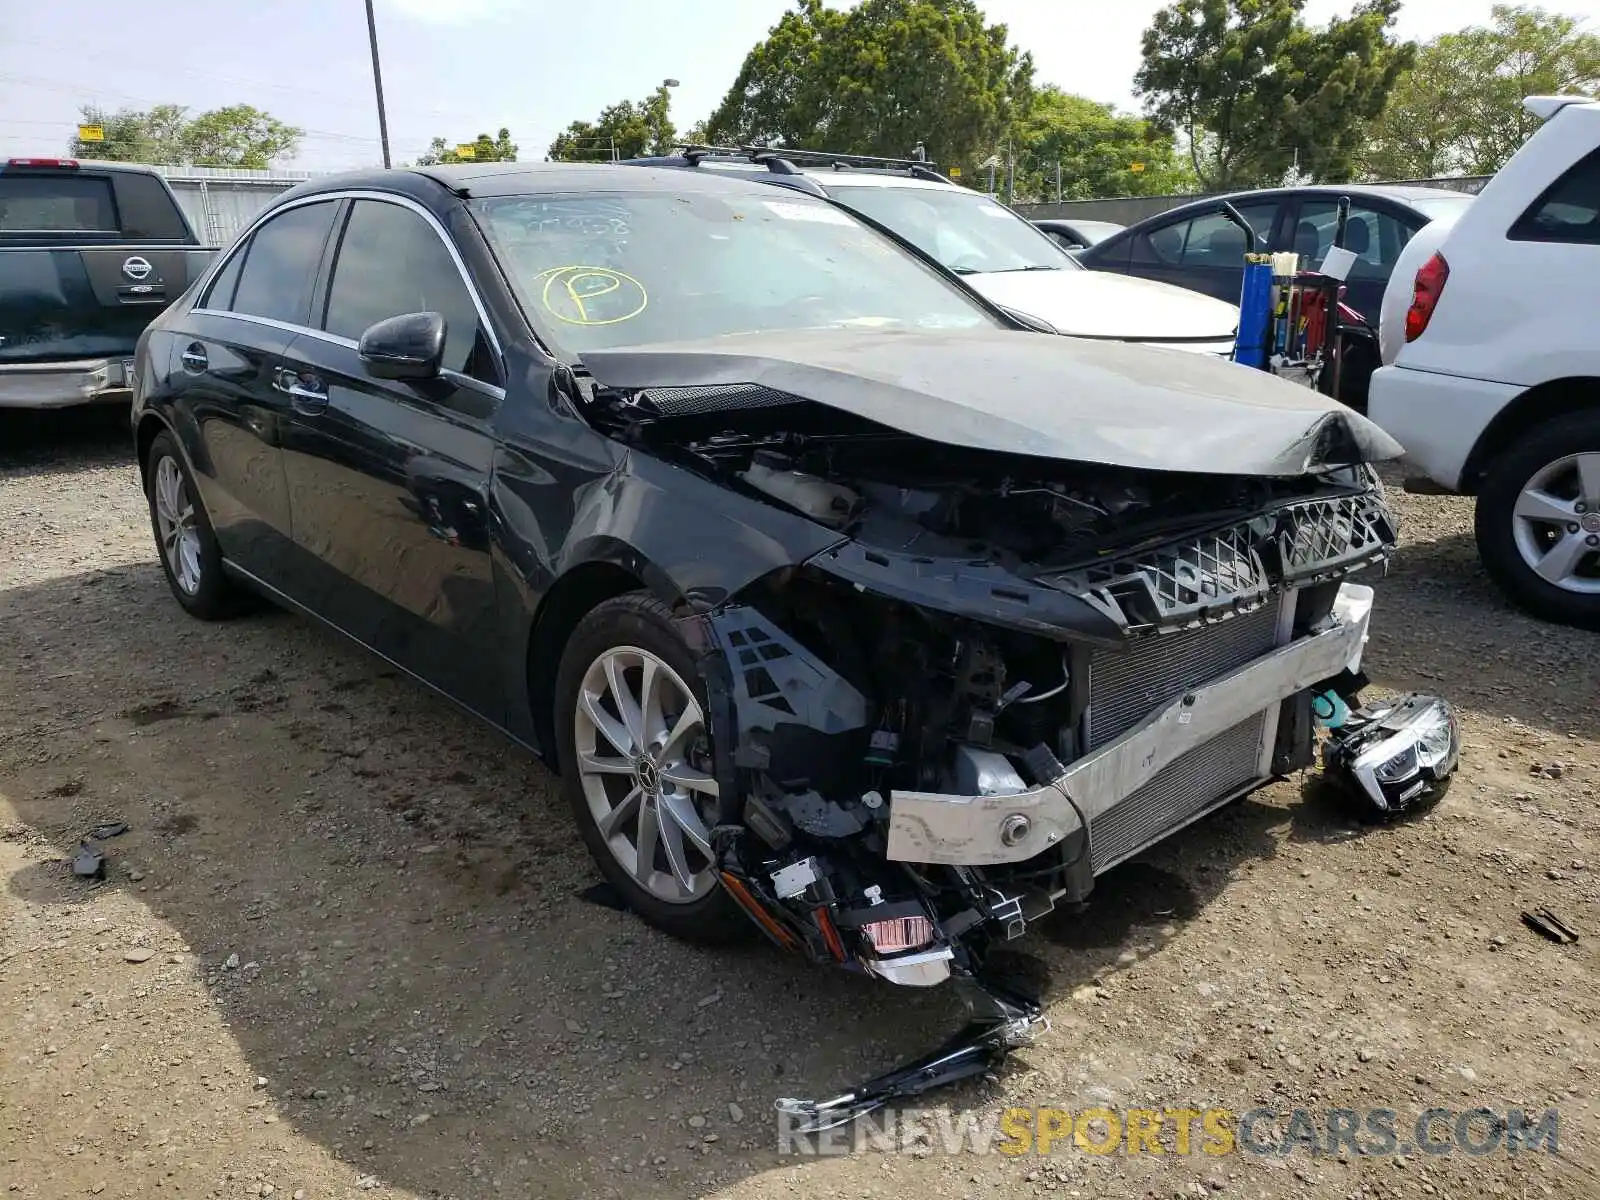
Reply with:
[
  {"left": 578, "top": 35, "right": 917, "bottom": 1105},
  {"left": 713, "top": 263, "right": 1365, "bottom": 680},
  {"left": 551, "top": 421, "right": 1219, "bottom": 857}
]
[{"left": 1, "top": 408, "right": 1597, "bottom": 1200}]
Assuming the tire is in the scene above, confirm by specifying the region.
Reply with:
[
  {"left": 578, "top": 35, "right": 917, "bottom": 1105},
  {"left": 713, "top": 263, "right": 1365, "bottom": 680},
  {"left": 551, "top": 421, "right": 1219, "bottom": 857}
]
[
  {"left": 144, "top": 430, "right": 248, "bottom": 620},
  {"left": 1473, "top": 410, "right": 1600, "bottom": 631},
  {"left": 552, "top": 592, "right": 751, "bottom": 944}
]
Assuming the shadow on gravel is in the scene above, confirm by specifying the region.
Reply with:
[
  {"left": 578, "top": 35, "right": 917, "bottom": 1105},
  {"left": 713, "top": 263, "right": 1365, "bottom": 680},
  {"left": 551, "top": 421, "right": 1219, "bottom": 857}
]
[
  {"left": 0, "top": 406, "right": 134, "bottom": 478},
  {"left": 0, "top": 549, "right": 1590, "bottom": 1195},
  {"left": 0, "top": 560, "right": 1317, "bottom": 1195}
]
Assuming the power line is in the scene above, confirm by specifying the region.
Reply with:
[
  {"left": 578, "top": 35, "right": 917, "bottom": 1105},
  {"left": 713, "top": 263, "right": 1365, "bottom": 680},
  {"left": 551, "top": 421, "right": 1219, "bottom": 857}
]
[{"left": 0, "top": 33, "right": 489, "bottom": 122}]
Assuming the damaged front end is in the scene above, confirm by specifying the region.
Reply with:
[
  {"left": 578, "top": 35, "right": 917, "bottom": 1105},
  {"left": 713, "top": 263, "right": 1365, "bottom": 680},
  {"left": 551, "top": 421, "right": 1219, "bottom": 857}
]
[{"left": 584, "top": 365, "right": 1457, "bottom": 1127}]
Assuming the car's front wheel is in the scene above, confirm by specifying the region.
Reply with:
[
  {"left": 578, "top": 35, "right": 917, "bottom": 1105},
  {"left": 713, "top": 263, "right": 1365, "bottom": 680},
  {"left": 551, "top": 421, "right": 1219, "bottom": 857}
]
[
  {"left": 144, "top": 430, "right": 247, "bottom": 620},
  {"left": 1474, "top": 410, "right": 1600, "bottom": 630},
  {"left": 553, "top": 593, "right": 750, "bottom": 944}
]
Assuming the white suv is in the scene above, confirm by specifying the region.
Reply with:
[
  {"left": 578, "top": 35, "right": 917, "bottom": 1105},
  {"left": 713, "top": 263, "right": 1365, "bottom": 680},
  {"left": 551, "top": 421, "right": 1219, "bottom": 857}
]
[{"left": 1368, "top": 95, "right": 1600, "bottom": 629}]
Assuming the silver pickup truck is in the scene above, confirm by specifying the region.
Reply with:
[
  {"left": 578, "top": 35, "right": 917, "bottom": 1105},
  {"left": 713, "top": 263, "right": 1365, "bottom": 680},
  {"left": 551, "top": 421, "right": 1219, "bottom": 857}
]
[{"left": 0, "top": 157, "right": 214, "bottom": 409}]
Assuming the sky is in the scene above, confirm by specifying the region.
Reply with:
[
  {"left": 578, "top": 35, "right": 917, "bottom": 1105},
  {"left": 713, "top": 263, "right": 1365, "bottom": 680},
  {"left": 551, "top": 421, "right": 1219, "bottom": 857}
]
[{"left": 2, "top": 0, "right": 1595, "bottom": 172}]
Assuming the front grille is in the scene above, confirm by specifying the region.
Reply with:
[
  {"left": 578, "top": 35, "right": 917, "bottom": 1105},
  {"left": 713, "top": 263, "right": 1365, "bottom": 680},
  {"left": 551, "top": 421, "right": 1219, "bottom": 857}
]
[
  {"left": 1087, "top": 596, "right": 1282, "bottom": 749},
  {"left": 1089, "top": 713, "right": 1267, "bottom": 873},
  {"left": 1046, "top": 489, "right": 1395, "bottom": 633}
]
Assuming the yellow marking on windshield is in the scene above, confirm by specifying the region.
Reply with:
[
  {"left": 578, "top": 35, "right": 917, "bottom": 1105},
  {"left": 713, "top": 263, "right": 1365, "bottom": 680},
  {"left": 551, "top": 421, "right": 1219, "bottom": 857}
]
[{"left": 534, "top": 265, "right": 648, "bottom": 326}]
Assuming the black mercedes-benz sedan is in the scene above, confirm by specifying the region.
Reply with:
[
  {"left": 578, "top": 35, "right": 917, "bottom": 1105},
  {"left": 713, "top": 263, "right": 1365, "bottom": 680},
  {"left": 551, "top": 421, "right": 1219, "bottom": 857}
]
[{"left": 129, "top": 162, "right": 1456, "bottom": 1119}]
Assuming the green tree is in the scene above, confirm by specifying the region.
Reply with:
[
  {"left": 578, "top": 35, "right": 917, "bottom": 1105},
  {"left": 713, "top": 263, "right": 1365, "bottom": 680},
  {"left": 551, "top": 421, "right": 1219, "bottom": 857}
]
[
  {"left": 70, "top": 104, "right": 301, "bottom": 167},
  {"left": 705, "top": 0, "right": 1034, "bottom": 172},
  {"left": 1364, "top": 5, "right": 1600, "bottom": 178},
  {"left": 547, "top": 86, "right": 676, "bottom": 161},
  {"left": 1135, "top": 0, "right": 1413, "bottom": 189},
  {"left": 416, "top": 128, "right": 519, "bottom": 165},
  {"left": 1010, "top": 86, "right": 1198, "bottom": 201}
]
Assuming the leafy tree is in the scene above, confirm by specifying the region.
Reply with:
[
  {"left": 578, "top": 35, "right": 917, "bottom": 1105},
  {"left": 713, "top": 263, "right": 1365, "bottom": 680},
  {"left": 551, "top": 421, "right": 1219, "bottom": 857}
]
[
  {"left": 704, "top": 0, "right": 1034, "bottom": 172},
  {"left": 1135, "top": 0, "right": 1413, "bottom": 189},
  {"left": 1011, "top": 86, "right": 1197, "bottom": 201},
  {"left": 1363, "top": 5, "right": 1600, "bottom": 178},
  {"left": 180, "top": 106, "right": 302, "bottom": 169},
  {"left": 416, "top": 128, "right": 519, "bottom": 165},
  {"left": 547, "top": 86, "right": 676, "bottom": 161},
  {"left": 69, "top": 104, "right": 301, "bottom": 167}
]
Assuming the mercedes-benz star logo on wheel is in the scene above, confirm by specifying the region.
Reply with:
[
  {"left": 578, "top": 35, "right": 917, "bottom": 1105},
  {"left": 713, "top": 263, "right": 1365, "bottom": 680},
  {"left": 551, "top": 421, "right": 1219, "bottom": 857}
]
[{"left": 122, "top": 256, "right": 153, "bottom": 281}]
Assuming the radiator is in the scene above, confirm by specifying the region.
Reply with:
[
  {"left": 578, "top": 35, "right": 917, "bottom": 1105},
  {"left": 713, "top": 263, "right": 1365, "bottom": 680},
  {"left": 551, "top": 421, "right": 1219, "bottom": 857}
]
[
  {"left": 1084, "top": 594, "right": 1291, "bottom": 872},
  {"left": 1089, "top": 712, "right": 1268, "bottom": 873},
  {"left": 1086, "top": 596, "right": 1285, "bottom": 750}
]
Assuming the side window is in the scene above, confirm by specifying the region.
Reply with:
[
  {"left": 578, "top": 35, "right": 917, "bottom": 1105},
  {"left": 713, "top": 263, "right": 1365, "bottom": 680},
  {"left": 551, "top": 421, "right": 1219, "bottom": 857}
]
[
  {"left": 1510, "top": 148, "right": 1600, "bottom": 243},
  {"left": 1291, "top": 201, "right": 1410, "bottom": 278},
  {"left": 1178, "top": 203, "right": 1280, "bottom": 266},
  {"left": 200, "top": 246, "right": 246, "bottom": 311},
  {"left": 323, "top": 200, "right": 493, "bottom": 382},
  {"left": 228, "top": 201, "right": 339, "bottom": 324},
  {"left": 1132, "top": 217, "right": 1187, "bottom": 265},
  {"left": 1130, "top": 203, "right": 1278, "bottom": 267}
]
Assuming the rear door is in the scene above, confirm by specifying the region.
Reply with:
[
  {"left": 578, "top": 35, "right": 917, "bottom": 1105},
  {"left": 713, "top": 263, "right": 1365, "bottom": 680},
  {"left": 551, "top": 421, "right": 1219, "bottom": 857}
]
[
  {"left": 1283, "top": 195, "right": 1417, "bottom": 323},
  {"left": 165, "top": 198, "right": 342, "bottom": 585},
  {"left": 277, "top": 196, "right": 505, "bottom": 719}
]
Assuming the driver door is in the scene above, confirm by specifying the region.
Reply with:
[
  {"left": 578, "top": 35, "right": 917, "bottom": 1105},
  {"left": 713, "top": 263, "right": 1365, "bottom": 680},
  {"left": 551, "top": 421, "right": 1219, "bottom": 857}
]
[{"left": 277, "top": 196, "right": 506, "bottom": 719}]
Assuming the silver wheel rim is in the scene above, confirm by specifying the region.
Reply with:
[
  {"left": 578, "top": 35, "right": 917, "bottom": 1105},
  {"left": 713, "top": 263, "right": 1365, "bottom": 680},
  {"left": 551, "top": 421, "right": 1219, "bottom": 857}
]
[
  {"left": 574, "top": 645, "right": 719, "bottom": 905},
  {"left": 153, "top": 455, "right": 203, "bottom": 596},
  {"left": 1512, "top": 451, "right": 1600, "bottom": 595}
]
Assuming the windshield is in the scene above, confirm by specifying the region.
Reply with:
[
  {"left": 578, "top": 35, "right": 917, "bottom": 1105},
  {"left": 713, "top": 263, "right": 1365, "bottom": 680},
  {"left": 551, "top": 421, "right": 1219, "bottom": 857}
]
[
  {"left": 827, "top": 184, "right": 1080, "bottom": 274},
  {"left": 469, "top": 190, "right": 1000, "bottom": 357},
  {"left": 1410, "top": 193, "right": 1475, "bottom": 221}
]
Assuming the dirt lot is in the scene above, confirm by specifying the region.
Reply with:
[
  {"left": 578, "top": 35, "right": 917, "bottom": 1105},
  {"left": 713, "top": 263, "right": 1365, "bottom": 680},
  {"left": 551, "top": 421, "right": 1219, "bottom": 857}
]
[{"left": 1, "top": 409, "right": 1596, "bottom": 1200}]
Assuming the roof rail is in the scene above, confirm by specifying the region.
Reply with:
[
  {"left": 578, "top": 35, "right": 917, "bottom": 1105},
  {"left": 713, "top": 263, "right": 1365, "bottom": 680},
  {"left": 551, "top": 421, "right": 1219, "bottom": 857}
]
[
  {"left": 674, "top": 144, "right": 810, "bottom": 178},
  {"left": 738, "top": 146, "right": 942, "bottom": 173}
]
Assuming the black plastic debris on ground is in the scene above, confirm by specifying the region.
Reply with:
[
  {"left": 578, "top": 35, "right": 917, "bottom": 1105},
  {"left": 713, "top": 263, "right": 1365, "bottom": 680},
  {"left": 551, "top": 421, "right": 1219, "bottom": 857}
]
[
  {"left": 71, "top": 842, "right": 106, "bottom": 880},
  {"left": 1522, "top": 908, "right": 1579, "bottom": 944}
]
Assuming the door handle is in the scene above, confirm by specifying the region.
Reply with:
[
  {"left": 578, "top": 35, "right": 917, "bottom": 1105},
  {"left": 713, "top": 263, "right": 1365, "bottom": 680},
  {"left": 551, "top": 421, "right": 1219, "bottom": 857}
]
[
  {"left": 180, "top": 344, "right": 208, "bottom": 373},
  {"left": 273, "top": 369, "right": 328, "bottom": 414}
]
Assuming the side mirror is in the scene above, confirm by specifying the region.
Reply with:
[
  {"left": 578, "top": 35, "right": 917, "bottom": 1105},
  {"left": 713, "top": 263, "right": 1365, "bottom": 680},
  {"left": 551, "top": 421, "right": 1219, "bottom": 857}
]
[{"left": 358, "top": 312, "right": 445, "bottom": 380}]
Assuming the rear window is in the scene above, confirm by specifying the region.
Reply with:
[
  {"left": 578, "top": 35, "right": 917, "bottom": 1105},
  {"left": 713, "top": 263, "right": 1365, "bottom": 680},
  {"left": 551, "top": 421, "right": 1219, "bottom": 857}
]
[
  {"left": 112, "top": 172, "right": 192, "bottom": 241},
  {"left": 1510, "top": 148, "right": 1600, "bottom": 243},
  {"left": 0, "top": 174, "right": 116, "bottom": 233}
]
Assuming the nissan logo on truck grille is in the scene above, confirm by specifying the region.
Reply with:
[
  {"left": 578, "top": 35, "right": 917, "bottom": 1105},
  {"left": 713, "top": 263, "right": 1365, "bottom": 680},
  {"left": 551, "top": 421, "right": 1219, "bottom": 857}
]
[{"left": 121, "top": 256, "right": 153, "bottom": 281}]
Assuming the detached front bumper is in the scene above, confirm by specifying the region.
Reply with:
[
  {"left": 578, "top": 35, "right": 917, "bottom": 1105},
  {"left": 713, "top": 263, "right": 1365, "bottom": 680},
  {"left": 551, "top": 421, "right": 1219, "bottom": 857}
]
[
  {"left": 885, "top": 583, "right": 1375, "bottom": 868},
  {"left": 0, "top": 357, "right": 134, "bottom": 409}
]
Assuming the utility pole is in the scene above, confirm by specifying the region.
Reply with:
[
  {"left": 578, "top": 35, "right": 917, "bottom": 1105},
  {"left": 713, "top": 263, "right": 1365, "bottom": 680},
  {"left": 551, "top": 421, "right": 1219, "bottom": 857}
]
[
  {"left": 1054, "top": 161, "right": 1062, "bottom": 204},
  {"left": 364, "top": 0, "right": 392, "bottom": 169},
  {"left": 1003, "top": 139, "right": 1015, "bottom": 206}
]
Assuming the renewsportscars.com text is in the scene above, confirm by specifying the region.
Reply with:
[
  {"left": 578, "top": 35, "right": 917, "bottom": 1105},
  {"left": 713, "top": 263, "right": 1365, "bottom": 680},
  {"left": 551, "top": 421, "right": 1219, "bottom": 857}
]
[{"left": 778, "top": 1105, "right": 1561, "bottom": 1158}]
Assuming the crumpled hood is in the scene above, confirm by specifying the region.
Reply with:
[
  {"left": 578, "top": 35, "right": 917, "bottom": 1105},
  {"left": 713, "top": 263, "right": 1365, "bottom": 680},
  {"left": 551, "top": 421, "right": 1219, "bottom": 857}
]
[
  {"left": 579, "top": 328, "right": 1404, "bottom": 476},
  {"left": 966, "top": 268, "right": 1240, "bottom": 345}
]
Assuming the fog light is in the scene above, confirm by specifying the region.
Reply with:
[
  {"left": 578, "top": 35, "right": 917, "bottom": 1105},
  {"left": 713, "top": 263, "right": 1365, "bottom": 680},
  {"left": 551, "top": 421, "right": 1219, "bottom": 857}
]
[{"left": 1324, "top": 693, "right": 1461, "bottom": 819}]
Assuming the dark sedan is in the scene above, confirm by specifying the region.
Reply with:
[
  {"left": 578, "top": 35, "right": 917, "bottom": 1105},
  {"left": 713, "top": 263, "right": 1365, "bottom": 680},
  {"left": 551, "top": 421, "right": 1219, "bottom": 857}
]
[
  {"left": 1075, "top": 185, "right": 1475, "bottom": 406},
  {"left": 129, "top": 162, "right": 1449, "bottom": 1115}
]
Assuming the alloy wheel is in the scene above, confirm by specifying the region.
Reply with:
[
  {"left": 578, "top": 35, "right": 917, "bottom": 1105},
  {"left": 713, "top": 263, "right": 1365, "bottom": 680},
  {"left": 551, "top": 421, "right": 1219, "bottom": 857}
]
[
  {"left": 153, "top": 456, "right": 203, "bottom": 596},
  {"left": 572, "top": 645, "right": 720, "bottom": 904},
  {"left": 1511, "top": 452, "right": 1600, "bottom": 595}
]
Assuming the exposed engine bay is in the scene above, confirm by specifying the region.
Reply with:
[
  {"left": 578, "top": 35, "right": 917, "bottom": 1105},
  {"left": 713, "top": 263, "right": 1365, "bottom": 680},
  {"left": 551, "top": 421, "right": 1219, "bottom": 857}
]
[{"left": 576, "top": 369, "right": 1461, "bottom": 1131}]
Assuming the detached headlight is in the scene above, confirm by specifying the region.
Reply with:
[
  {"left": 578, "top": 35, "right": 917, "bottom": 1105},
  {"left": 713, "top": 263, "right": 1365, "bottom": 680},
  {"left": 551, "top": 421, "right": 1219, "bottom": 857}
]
[{"left": 1324, "top": 693, "right": 1461, "bottom": 819}]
